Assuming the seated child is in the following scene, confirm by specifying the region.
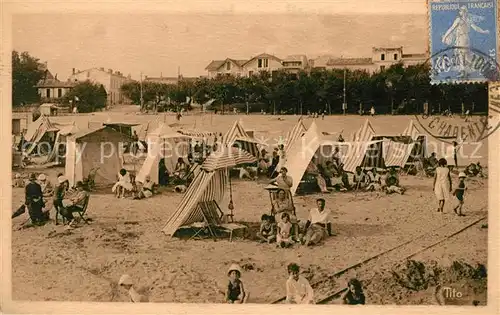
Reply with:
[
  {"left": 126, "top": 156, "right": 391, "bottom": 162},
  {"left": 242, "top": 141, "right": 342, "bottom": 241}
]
[
  {"left": 226, "top": 264, "right": 248, "bottom": 304},
  {"left": 277, "top": 213, "right": 293, "bottom": 248},
  {"left": 452, "top": 172, "right": 467, "bottom": 216},
  {"left": 256, "top": 214, "right": 276, "bottom": 243},
  {"left": 366, "top": 168, "right": 382, "bottom": 191}
]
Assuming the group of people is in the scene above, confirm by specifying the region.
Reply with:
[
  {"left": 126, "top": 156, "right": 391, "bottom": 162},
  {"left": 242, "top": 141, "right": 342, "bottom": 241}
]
[
  {"left": 112, "top": 168, "right": 157, "bottom": 200},
  {"left": 302, "top": 154, "right": 406, "bottom": 195},
  {"left": 224, "top": 262, "right": 365, "bottom": 305},
  {"left": 13, "top": 172, "right": 90, "bottom": 229}
]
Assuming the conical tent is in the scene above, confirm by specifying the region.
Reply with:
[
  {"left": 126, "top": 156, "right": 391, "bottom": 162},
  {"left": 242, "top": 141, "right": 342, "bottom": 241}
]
[
  {"left": 350, "top": 119, "right": 375, "bottom": 142},
  {"left": 135, "top": 123, "right": 191, "bottom": 184},
  {"left": 222, "top": 119, "right": 262, "bottom": 157},
  {"left": 24, "top": 114, "right": 60, "bottom": 155}
]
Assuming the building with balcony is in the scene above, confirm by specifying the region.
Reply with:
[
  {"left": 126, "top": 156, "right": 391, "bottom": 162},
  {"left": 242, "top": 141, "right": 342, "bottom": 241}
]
[{"left": 205, "top": 53, "right": 307, "bottom": 78}]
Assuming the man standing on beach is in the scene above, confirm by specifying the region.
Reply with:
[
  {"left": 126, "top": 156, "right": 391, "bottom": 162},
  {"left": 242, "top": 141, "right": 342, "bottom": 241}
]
[{"left": 24, "top": 173, "right": 46, "bottom": 225}]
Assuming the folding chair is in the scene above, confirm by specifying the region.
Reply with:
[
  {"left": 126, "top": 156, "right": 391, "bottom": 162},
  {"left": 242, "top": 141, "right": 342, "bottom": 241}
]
[
  {"left": 188, "top": 201, "right": 223, "bottom": 240},
  {"left": 57, "top": 195, "right": 91, "bottom": 225}
]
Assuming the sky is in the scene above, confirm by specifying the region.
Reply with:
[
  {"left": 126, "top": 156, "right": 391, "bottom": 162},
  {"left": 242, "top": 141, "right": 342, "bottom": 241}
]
[{"left": 11, "top": 0, "right": 428, "bottom": 80}]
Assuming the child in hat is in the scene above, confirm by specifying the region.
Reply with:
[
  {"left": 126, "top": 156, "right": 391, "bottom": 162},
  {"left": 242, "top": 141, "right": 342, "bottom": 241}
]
[
  {"left": 452, "top": 172, "right": 467, "bottom": 216},
  {"left": 226, "top": 264, "right": 248, "bottom": 303}
]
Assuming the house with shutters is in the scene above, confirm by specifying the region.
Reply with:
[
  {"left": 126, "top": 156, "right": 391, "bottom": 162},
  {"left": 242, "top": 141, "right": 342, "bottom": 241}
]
[{"left": 205, "top": 53, "right": 309, "bottom": 78}]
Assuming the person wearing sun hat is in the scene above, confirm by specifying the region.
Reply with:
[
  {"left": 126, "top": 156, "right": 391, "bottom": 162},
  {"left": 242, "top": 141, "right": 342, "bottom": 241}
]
[
  {"left": 226, "top": 264, "right": 248, "bottom": 303},
  {"left": 24, "top": 173, "right": 46, "bottom": 225},
  {"left": 452, "top": 172, "right": 467, "bottom": 216},
  {"left": 37, "top": 173, "right": 54, "bottom": 211}
]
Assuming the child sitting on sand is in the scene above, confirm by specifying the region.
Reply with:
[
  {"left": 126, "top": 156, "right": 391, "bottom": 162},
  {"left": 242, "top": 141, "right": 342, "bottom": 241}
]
[
  {"left": 277, "top": 213, "right": 293, "bottom": 248},
  {"left": 257, "top": 214, "right": 276, "bottom": 243},
  {"left": 452, "top": 172, "right": 467, "bottom": 216},
  {"left": 226, "top": 264, "right": 248, "bottom": 303}
]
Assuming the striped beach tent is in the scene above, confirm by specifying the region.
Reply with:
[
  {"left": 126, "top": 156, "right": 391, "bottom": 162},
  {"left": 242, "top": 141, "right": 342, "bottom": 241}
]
[
  {"left": 162, "top": 168, "right": 229, "bottom": 237},
  {"left": 24, "top": 114, "right": 60, "bottom": 155},
  {"left": 222, "top": 119, "right": 262, "bottom": 158},
  {"left": 202, "top": 146, "right": 257, "bottom": 171},
  {"left": 284, "top": 118, "right": 307, "bottom": 155},
  {"left": 402, "top": 120, "right": 424, "bottom": 140},
  {"left": 350, "top": 119, "right": 375, "bottom": 142},
  {"left": 162, "top": 146, "right": 257, "bottom": 237},
  {"left": 383, "top": 139, "right": 416, "bottom": 168}
]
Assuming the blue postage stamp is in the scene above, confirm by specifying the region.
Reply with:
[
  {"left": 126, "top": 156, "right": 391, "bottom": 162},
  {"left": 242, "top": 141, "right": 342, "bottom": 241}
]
[{"left": 429, "top": 0, "right": 498, "bottom": 84}]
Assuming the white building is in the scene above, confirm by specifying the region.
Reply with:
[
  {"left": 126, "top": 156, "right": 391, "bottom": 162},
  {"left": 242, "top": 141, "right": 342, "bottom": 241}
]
[
  {"left": 312, "top": 47, "right": 427, "bottom": 73},
  {"left": 68, "top": 67, "right": 133, "bottom": 105},
  {"left": 205, "top": 53, "right": 309, "bottom": 78}
]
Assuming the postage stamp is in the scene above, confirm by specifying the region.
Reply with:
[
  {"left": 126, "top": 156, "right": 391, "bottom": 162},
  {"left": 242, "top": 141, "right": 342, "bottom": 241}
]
[{"left": 428, "top": 0, "right": 498, "bottom": 84}]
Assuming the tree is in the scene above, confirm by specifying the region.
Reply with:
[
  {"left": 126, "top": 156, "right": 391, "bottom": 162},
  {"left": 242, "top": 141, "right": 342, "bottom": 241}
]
[
  {"left": 64, "top": 81, "right": 108, "bottom": 113},
  {"left": 12, "top": 51, "right": 46, "bottom": 107}
]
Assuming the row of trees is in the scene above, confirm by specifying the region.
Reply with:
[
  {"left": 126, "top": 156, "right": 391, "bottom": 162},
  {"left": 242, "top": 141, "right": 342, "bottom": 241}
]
[
  {"left": 12, "top": 51, "right": 107, "bottom": 112},
  {"left": 121, "top": 64, "right": 489, "bottom": 115},
  {"left": 12, "top": 50, "right": 489, "bottom": 115}
]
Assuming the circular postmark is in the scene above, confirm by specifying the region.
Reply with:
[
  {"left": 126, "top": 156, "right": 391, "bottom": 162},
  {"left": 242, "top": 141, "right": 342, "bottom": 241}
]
[{"left": 414, "top": 46, "right": 500, "bottom": 144}]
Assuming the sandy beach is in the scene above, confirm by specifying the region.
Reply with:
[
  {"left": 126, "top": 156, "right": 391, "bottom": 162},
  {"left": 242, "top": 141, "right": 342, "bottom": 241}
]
[{"left": 11, "top": 113, "right": 488, "bottom": 304}]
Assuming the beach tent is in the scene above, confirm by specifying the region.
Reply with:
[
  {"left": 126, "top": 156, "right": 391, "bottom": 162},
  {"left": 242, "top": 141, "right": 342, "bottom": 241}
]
[
  {"left": 65, "top": 126, "right": 131, "bottom": 187},
  {"left": 382, "top": 120, "right": 427, "bottom": 168},
  {"left": 285, "top": 118, "right": 308, "bottom": 155},
  {"left": 276, "top": 118, "right": 308, "bottom": 171},
  {"left": 222, "top": 119, "right": 263, "bottom": 158},
  {"left": 283, "top": 121, "right": 382, "bottom": 195},
  {"left": 135, "top": 123, "right": 191, "bottom": 184},
  {"left": 45, "top": 122, "right": 79, "bottom": 163},
  {"left": 162, "top": 146, "right": 256, "bottom": 238},
  {"left": 350, "top": 119, "right": 375, "bottom": 142},
  {"left": 23, "top": 114, "right": 60, "bottom": 155}
]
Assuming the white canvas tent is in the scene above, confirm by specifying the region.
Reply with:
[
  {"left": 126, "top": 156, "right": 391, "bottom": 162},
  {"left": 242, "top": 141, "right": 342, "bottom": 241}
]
[
  {"left": 65, "top": 127, "right": 131, "bottom": 187},
  {"left": 135, "top": 123, "right": 191, "bottom": 184},
  {"left": 46, "top": 122, "right": 79, "bottom": 163},
  {"left": 283, "top": 121, "right": 382, "bottom": 195},
  {"left": 23, "top": 114, "right": 60, "bottom": 155}
]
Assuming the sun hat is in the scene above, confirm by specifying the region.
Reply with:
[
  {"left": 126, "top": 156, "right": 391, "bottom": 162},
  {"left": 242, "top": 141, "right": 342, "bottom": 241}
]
[
  {"left": 14, "top": 173, "right": 21, "bottom": 179},
  {"left": 58, "top": 176, "right": 68, "bottom": 184},
  {"left": 227, "top": 264, "right": 242, "bottom": 276},
  {"left": 118, "top": 274, "right": 133, "bottom": 286},
  {"left": 458, "top": 172, "right": 467, "bottom": 178},
  {"left": 38, "top": 174, "right": 46, "bottom": 181}
]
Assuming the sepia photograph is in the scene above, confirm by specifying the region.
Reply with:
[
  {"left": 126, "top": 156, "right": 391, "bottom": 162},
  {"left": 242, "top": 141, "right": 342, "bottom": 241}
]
[{"left": 1, "top": 0, "right": 499, "bottom": 313}]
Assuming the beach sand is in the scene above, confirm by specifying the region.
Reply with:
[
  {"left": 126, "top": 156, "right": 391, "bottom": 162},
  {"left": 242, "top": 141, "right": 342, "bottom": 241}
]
[{"left": 11, "top": 113, "right": 488, "bottom": 304}]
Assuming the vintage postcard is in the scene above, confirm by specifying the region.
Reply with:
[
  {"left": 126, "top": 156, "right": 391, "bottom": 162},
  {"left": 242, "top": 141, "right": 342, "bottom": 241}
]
[{"left": 1, "top": 0, "right": 499, "bottom": 314}]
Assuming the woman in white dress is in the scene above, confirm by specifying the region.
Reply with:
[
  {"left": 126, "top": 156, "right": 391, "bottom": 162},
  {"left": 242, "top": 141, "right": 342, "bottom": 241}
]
[{"left": 433, "top": 158, "right": 452, "bottom": 213}]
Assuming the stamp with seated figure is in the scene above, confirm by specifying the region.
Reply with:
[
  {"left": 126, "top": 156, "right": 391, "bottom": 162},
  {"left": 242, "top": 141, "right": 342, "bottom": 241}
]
[{"left": 428, "top": 0, "right": 498, "bottom": 84}]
